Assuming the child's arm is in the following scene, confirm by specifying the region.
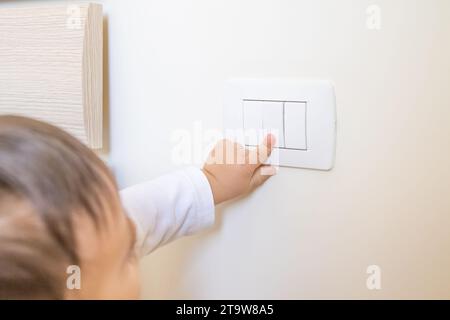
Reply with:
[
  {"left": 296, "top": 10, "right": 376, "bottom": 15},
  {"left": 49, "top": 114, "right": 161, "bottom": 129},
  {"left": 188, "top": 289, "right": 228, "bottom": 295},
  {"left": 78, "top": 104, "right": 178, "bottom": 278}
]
[
  {"left": 120, "top": 167, "right": 215, "bottom": 256},
  {"left": 120, "top": 136, "right": 275, "bottom": 256}
]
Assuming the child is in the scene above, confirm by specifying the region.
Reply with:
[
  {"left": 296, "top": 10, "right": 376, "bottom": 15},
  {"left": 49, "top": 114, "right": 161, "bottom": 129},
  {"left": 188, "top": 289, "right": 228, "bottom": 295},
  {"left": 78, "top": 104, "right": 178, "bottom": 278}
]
[{"left": 0, "top": 115, "right": 275, "bottom": 299}]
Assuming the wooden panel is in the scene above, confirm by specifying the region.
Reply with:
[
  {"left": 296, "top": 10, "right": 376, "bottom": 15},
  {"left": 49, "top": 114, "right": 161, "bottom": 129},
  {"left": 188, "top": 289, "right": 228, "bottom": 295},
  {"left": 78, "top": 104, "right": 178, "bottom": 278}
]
[{"left": 0, "top": 3, "right": 103, "bottom": 148}]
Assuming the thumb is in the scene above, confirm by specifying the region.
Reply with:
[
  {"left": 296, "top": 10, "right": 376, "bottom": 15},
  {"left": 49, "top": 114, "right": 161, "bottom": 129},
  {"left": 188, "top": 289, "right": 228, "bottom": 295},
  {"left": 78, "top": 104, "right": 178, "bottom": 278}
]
[{"left": 255, "top": 134, "right": 276, "bottom": 166}]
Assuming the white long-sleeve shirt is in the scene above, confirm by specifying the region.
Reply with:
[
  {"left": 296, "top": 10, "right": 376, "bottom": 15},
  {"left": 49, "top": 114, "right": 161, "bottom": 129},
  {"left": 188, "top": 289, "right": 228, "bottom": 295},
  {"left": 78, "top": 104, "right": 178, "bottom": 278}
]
[{"left": 119, "top": 167, "right": 215, "bottom": 256}]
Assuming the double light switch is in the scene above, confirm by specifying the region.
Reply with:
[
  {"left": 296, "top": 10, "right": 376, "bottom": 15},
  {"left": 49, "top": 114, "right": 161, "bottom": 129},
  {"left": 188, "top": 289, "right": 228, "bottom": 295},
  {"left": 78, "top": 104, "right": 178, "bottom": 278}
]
[
  {"left": 224, "top": 79, "right": 336, "bottom": 170},
  {"left": 243, "top": 100, "right": 306, "bottom": 150}
]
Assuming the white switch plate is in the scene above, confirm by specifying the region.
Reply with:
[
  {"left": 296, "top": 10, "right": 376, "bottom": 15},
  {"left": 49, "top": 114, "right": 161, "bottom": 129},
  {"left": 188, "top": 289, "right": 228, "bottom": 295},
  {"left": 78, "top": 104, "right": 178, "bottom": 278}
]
[{"left": 224, "top": 79, "right": 336, "bottom": 170}]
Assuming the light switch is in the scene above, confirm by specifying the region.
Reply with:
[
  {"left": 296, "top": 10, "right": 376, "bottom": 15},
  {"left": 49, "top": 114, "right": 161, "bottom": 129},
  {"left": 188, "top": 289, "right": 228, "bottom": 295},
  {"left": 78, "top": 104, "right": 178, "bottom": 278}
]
[
  {"left": 262, "top": 101, "right": 284, "bottom": 148},
  {"left": 284, "top": 102, "right": 307, "bottom": 150},
  {"left": 243, "top": 100, "right": 263, "bottom": 146},
  {"left": 225, "top": 79, "right": 336, "bottom": 170}
]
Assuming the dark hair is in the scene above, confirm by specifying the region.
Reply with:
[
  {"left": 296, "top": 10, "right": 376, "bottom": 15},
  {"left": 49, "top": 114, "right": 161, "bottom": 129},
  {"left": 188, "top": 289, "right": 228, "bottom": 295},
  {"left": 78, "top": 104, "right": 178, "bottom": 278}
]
[{"left": 0, "top": 115, "right": 118, "bottom": 299}]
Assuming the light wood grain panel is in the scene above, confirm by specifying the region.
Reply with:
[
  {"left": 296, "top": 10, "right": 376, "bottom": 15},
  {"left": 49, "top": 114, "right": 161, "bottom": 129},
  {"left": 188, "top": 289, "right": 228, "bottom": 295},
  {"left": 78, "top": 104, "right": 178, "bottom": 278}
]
[{"left": 0, "top": 3, "right": 103, "bottom": 148}]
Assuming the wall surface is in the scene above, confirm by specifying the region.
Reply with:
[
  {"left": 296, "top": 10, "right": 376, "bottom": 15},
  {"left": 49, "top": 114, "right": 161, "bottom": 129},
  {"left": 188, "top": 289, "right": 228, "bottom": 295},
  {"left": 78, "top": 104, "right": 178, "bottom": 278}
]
[{"left": 2, "top": 0, "right": 450, "bottom": 299}]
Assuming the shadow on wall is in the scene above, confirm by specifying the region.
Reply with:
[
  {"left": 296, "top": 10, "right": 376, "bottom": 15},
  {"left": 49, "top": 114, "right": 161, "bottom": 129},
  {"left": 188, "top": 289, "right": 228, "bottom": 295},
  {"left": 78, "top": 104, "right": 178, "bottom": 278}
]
[
  {"left": 94, "top": 13, "right": 110, "bottom": 158},
  {"left": 101, "top": 15, "right": 110, "bottom": 154}
]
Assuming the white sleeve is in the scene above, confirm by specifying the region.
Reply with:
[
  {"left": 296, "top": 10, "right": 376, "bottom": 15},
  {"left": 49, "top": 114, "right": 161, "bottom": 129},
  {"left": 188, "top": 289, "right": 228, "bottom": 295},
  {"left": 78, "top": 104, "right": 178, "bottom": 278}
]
[{"left": 119, "top": 167, "right": 215, "bottom": 256}]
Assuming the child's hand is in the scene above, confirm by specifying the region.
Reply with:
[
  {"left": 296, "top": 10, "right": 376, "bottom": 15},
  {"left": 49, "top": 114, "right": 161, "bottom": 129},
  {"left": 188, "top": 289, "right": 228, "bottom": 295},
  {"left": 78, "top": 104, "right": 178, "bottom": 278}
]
[{"left": 202, "top": 134, "right": 277, "bottom": 205}]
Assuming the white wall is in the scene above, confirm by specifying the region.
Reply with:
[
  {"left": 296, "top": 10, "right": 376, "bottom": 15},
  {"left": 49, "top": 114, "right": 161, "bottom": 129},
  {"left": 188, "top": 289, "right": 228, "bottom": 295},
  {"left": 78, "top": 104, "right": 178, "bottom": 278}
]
[{"left": 2, "top": 0, "right": 450, "bottom": 299}]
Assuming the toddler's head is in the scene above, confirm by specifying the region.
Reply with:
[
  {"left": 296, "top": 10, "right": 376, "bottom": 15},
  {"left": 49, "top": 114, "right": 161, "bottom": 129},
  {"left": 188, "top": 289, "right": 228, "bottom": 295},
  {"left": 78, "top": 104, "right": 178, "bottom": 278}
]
[{"left": 0, "top": 116, "right": 139, "bottom": 299}]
